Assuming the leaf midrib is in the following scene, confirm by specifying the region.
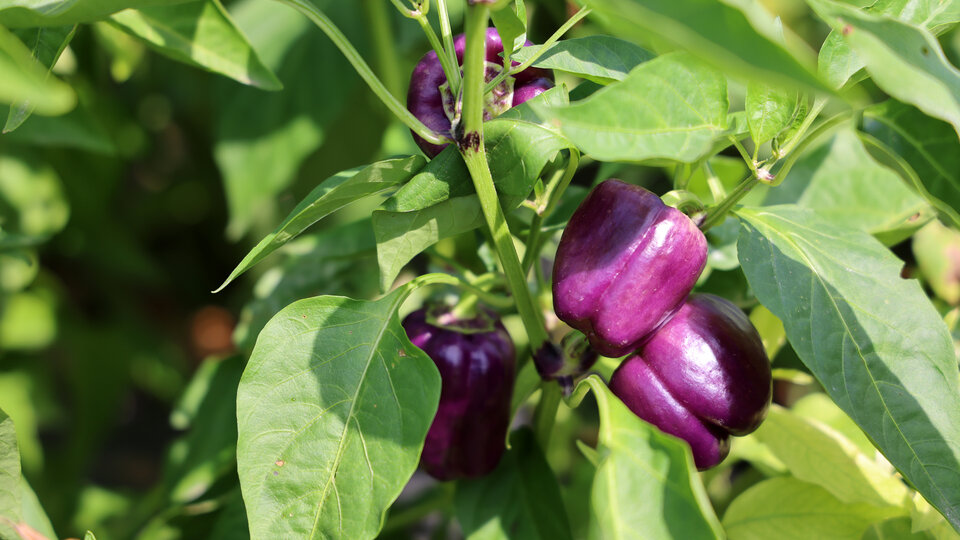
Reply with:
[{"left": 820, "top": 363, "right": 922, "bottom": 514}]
[
  {"left": 308, "top": 292, "right": 404, "bottom": 539},
  {"left": 747, "top": 210, "right": 954, "bottom": 520}
]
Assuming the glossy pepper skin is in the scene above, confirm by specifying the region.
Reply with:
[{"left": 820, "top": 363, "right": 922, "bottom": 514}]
[
  {"left": 552, "top": 179, "right": 708, "bottom": 358},
  {"left": 609, "top": 294, "right": 772, "bottom": 469},
  {"left": 407, "top": 27, "right": 554, "bottom": 157},
  {"left": 402, "top": 307, "right": 516, "bottom": 481}
]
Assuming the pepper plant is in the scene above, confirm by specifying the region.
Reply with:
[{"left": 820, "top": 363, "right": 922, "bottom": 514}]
[{"left": 1, "top": 0, "right": 960, "bottom": 539}]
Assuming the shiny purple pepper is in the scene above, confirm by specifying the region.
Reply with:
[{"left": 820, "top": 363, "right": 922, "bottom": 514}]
[
  {"left": 406, "top": 27, "right": 554, "bottom": 157},
  {"left": 609, "top": 294, "right": 772, "bottom": 469},
  {"left": 402, "top": 307, "right": 516, "bottom": 481},
  {"left": 552, "top": 180, "right": 708, "bottom": 358}
]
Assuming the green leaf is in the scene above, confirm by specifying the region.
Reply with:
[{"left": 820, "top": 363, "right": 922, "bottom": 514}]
[
  {"left": 808, "top": 0, "right": 960, "bottom": 136},
  {"left": 0, "top": 0, "right": 180, "bottom": 27},
  {"left": 19, "top": 479, "right": 56, "bottom": 540},
  {"left": 531, "top": 52, "right": 728, "bottom": 163},
  {"left": 736, "top": 205, "right": 960, "bottom": 529},
  {"left": 214, "top": 0, "right": 363, "bottom": 238},
  {"left": 456, "top": 429, "right": 573, "bottom": 540},
  {"left": 372, "top": 119, "right": 570, "bottom": 290},
  {"left": 85, "top": 531, "right": 98, "bottom": 540},
  {"left": 216, "top": 156, "right": 424, "bottom": 292},
  {"left": 165, "top": 355, "right": 244, "bottom": 503},
  {"left": 4, "top": 25, "right": 76, "bottom": 132},
  {"left": 792, "top": 392, "right": 878, "bottom": 458},
  {"left": 745, "top": 82, "right": 797, "bottom": 145},
  {"left": 862, "top": 101, "right": 960, "bottom": 221},
  {"left": 765, "top": 128, "right": 930, "bottom": 244},
  {"left": 511, "top": 36, "right": 654, "bottom": 84},
  {"left": 752, "top": 406, "right": 911, "bottom": 509},
  {"left": 1, "top": 101, "right": 117, "bottom": 154},
  {"left": 722, "top": 477, "right": 900, "bottom": 540},
  {"left": 232, "top": 220, "right": 379, "bottom": 352},
  {"left": 579, "top": 0, "right": 828, "bottom": 92},
  {"left": 0, "top": 25, "right": 74, "bottom": 115},
  {"left": 862, "top": 517, "right": 936, "bottom": 540},
  {"left": 0, "top": 407, "right": 21, "bottom": 539},
  {"left": 236, "top": 288, "right": 441, "bottom": 539},
  {"left": 491, "top": 2, "right": 526, "bottom": 62},
  {"left": 109, "top": 0, "right": 282, "bottom": 90},
  {"left": 0, "top": 152, "right": 69, "bottom": 239},
  {"left": 567, "top": 376, "right": 724, "bottom": 540},
  {"left": 817, "top": 0, "right": 960, "bottom": 89}
]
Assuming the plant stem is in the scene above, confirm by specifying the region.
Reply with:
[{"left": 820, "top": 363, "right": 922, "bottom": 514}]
[
  {"left": 276, "top": 0, "right": 449, "bottom": 146},
  {"left": 698, "top": 174, "right": 756, "bottom": 231},
  {"left": 776, "top": 97, "right": 827, "bottom": 159},
  {"left": 461, "top": 4, "right": 558, "bottom": 448},
  {"left": 483, "top": 5, "right": 591, "bottom": 94},
  {"left": 435, "top": 0, "right": 461, "bottom": 95}
]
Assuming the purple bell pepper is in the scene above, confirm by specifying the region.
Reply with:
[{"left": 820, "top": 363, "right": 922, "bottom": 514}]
[
  {"left": 552, "top": 179, "right": 708, "bottom": 358},
  {"left": 402, "top": 306, "right": 516, "bottom": 480},
  {"left": 407, "top": 27, "right": 554, "bottom": 157},
  {"left": 609, "top": 294, "right": 772, "bottom": 469}
]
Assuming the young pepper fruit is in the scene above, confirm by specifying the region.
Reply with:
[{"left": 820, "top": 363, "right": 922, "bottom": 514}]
[
  {"left": 407, "top": 27, "right": 554, "bottom": 157},
  {"left": 402, "top": 306, "right": 516, "bottom": 480},
  {"left": 609, "top": 294, "right": 772, "bottom": 469},
  {"left": 552, "top": 179, "right": 708, "bottom": 358}
]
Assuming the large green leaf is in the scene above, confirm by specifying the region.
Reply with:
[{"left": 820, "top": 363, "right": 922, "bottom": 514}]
[
  {"left": 567, "top": 376, "right": 723, "bottom": 540},
  {"left": 4, "top": 25, "right": 76, "bottom": 132},
  {"left": 372, "top": 119, "right": 570, "bottom": 290},
  {"left": 578, "top": 0, "right": 827, "bottom": 92},
  {"left": 765, "top": 128, "right": 930, "bottom": 244},
  {"left": 753, "top": 406, "right": 910, "bottom": 509},
  {"left": 862, "top": 101, "right": 960, "bottom": 219},
  {"left": 809, "top": 0, "right": 960, "bottom": 135},
  {"left": 0, "top": 0, "right": 185, "bottom": 27},
  {"left": 216, "top": 156, "right": 424, "bottom": 292},
  {"left": 456, "top": 429, "right": 573, "bottom": 540},
  {"left": 511, "top": 36, "right": 653, "bottom": 84},
  {"left": 236, "top": 287, "right": 441, "bottom": 539},
  {"left": 0, "top": 407, "right": 20, "bottom": 540},
  {"left": 736, "top": 205, "right": 960, "bottom": 528},
  {"left": 0, "top": 25, "right": 74, "bottom": 115},
  {"left": 817, "top": 0, "right": 960, "bottom": 89},
  {"left": 109, "top": 0, "right": 281, "bottom": 90},
  {"left": 722, "top": 477, "right": 900, "bottom": 539},
  {"left": 530, "top": 52, "right": 728, "bottom": 163}
]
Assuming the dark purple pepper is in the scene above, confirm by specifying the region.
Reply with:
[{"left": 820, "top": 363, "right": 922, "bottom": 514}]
[
  {"left": 609, "top": 356, "right": 731, "bottom": 469},
  {"left": 552, "top": 180, "right": 708, "bottom": 358},
  {"left": 406, "top": 27, "right": 554, "bottom": 157},
  {"left": 609, "top": 294, "right": 772, "bottom": 469},
  {"left": 402, "top": 307, "right": 516, "bottom": 481}
]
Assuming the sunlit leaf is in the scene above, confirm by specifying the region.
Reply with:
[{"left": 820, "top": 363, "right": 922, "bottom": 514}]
[
  {"left": 737, "top": 205, "right": 960, "bottom": 529},
  {"left": 109, "top": 0, "right": 281, "bottom": 90},
  {"left": 237, "top": 287, "right": 440, "bottom": 539}
]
